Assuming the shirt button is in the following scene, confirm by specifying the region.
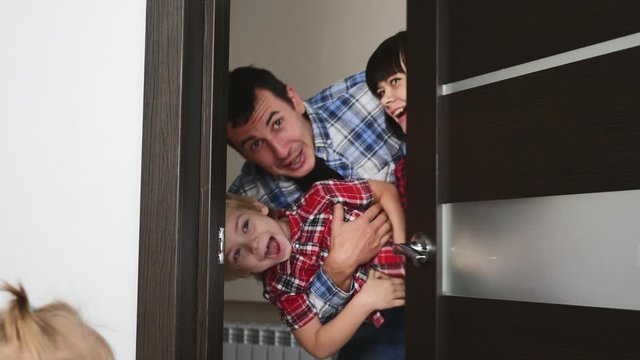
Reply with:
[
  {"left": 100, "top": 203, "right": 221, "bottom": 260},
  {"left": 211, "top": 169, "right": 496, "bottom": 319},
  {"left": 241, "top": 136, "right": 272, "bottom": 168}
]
[{"left": 294, "top": 243, "right": 301, "bottom": 249}]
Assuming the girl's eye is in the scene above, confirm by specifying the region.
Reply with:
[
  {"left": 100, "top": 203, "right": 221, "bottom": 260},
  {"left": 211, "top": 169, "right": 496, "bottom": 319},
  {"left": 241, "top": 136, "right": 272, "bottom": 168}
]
[
  {"left": 249, "top": 140, "right": 262, "bottom": 151},
  {"left": 377, "top": 89, "right": 385, "bottom": 98},
  {"left": 390, "top": 77, "right": 401, "bottom": 86},
  {"left": 273, "top": 118, "right": 282, "bottom": 129},
  {"left": 242, "top": 219, "right": 249, "bottom": 233},
  {"left": 233, "top": 248, "right": 241, "bottom": 263}
]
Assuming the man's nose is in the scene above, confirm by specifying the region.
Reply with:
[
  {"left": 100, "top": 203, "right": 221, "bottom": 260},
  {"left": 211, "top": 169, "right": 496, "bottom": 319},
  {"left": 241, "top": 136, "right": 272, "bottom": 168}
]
[{"left": 270, "top": 140, "right": 290, "bottom": 160}]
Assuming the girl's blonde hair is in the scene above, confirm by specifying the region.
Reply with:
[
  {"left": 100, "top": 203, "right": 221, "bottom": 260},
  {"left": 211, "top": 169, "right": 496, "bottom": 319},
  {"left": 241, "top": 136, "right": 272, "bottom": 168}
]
[{"left": 0, "top": 282, "right": 114, "bottom": 360}]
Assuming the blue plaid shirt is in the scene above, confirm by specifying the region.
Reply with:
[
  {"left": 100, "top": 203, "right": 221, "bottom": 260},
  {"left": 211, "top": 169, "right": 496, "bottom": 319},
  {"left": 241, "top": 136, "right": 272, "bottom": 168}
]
[
  {"left": 309, "top": 265, "right": 355, "bottom": 324},
  {"left": 228, "top": 71, "right": 405, "bottom": 209},
  {"left": 228, "top": 72, "right": 406, "bottom": 323}
]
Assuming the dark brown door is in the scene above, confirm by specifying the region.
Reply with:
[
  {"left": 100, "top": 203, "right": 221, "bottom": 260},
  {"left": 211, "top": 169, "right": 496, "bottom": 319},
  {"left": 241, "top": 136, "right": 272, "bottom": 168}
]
[
  {"left": 137, "top": 0, "right": 228, "bottom": 359},
  {"left": 406, "top": 0, "right": 640, "bottom": 359}
]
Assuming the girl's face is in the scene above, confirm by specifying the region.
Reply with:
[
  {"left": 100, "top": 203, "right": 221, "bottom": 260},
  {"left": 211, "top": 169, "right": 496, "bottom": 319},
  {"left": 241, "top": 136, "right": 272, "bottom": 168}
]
[{"left": 376, "top": 72, "right": 407, "bottom": 134}]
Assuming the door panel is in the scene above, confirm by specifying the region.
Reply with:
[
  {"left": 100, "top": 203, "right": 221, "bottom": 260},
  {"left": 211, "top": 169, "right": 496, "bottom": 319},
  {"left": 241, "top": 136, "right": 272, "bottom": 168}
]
[
  {"left": 440, "top": 297, "right": 640, "bottom": 360},
  {"left": 138, "top": 0, "right": 229, "bottom": 359},
  {"left": 444, "top": 0, "right": 640, "bottom": 82},
  {"left": 407, "top": 0, "right": 640, "bottom": 359},
  {"left": 405, "top": 0, "right": 438, "bottom": 358},
  {"left": 443, "top": 47, "right": 640, "bottom": 203}
]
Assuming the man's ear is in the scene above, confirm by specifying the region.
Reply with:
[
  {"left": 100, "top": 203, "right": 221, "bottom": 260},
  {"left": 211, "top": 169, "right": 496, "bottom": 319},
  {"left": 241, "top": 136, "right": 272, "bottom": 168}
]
[{"left": 286, "top": 85, "right": 306, "bottom": 114}]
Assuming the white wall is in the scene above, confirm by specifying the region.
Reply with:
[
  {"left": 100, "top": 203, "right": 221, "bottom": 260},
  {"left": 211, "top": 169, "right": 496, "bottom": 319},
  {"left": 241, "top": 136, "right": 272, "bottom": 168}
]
[
  {"left": 0, "top": 1, "right": 146, "bottom": 359},
  {"left": 225, "top": 0, "right": 406, "bottom": 302}
]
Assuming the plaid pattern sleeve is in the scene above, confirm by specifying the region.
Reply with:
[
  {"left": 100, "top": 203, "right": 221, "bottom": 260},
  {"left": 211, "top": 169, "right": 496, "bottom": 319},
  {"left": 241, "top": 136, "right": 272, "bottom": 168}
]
[
  {"left": 228, "top": 71, "right": 405, "bottom": 209},
  {"left": 309, "top": 267, "right": 354, "bottom": 324},
  {"left": 309, "top": 72, "right": 405, "bottom": 183}
]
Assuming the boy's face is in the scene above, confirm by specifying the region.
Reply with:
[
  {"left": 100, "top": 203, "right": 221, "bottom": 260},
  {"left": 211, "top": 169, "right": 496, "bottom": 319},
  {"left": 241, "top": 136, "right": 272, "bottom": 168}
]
[
  {"left": 225, "top": 202, "right": 292, "bottom": 277},
  {"left": 227, "top": 87, "right": 317, "bottom": 179},
  {"left": 376, "top": 72, "right": 407, "bottom": 134}
]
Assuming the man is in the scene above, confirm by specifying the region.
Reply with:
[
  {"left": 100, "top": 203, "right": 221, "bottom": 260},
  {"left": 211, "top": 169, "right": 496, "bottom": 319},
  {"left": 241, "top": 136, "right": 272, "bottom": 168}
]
[
  {"left": 227, "top": 66, "right": 404, "bottom": 209},
  {"left": 226, "top": 66, "right": 406, "bottom": 358}
]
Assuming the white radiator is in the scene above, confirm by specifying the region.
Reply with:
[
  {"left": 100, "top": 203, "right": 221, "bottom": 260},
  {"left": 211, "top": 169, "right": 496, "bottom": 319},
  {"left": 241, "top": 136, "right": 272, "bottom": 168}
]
[{"left": 223, "top": 322, "right": 332, "bottom": 360}]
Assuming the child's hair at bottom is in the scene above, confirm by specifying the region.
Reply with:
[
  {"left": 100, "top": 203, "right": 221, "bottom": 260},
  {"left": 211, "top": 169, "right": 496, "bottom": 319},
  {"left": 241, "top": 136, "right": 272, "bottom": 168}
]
[{"left": 0, "top": 282, "right": 114, "bottom": 360}]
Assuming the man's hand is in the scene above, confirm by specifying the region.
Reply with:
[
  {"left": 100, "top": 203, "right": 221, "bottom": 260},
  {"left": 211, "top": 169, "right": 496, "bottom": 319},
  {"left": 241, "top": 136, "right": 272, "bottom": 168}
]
[
  {"left": 354, "top": 269, "right": 405, "bottom": 311},
  {"left": 323, "top": 203, "right": 392, "bottom": 291}
]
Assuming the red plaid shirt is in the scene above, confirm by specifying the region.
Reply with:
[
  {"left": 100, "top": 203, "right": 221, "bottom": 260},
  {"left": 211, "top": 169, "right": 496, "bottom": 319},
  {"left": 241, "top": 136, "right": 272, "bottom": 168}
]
[
  {"left": 263, "top": 179, "right": 405, "bottom": 330},
  {"left": 394, "top": 157, "right": 407, "bottom": 210}
]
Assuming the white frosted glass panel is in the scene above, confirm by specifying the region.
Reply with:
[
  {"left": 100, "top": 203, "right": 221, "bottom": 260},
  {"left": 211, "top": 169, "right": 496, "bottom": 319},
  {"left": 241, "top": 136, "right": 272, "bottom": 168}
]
[{"left": 442, "top": 190, "right": 640, "bottom": 310}]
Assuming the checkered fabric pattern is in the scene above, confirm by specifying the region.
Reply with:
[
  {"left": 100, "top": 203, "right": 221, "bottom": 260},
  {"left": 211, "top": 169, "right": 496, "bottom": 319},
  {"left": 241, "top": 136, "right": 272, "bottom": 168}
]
[
  {"left": 394, "top": 157, "right": 407, "bottom": 210},
  {"left": 228, "top": 71, "right": 406, "bottom": 209},
  {"left": 309, "top": 157, "right": 407, "bottom": 325},
  {"left": 309, "top": 266, "right": 354, "bottom": 324},
  {"left": 262, "top": 180, "right": 405, "bottom": 330}
]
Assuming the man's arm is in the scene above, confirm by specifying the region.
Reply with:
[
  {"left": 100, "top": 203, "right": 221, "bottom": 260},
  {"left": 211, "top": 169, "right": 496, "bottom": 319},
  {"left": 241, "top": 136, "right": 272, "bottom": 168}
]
[
  {"left": 322, "top": 203, "right": 392, "bottom": 291},
  {"left": 293, "top": 270, "right": 405, "bottom": 359}
]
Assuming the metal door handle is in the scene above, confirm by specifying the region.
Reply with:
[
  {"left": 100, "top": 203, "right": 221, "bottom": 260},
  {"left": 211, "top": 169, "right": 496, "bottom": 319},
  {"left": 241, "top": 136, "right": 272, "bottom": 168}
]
[{"left": 393, "top": 232, "right": 435, "bottom": 267}]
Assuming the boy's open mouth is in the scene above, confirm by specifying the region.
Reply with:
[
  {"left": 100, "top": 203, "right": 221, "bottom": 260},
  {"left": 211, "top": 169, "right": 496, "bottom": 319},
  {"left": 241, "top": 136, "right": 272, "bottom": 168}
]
[{"left": 266, "top": 236, "right": 280, "bottom": 257}]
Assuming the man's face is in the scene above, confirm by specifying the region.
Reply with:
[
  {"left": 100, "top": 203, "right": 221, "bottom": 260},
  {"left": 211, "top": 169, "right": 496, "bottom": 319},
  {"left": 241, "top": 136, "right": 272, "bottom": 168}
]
[
  {"left": 225, "top": 203, "right": 292, "bottom": 277},
  {"left": 227, "top": 87, "right": 316, "bottom": 178}
]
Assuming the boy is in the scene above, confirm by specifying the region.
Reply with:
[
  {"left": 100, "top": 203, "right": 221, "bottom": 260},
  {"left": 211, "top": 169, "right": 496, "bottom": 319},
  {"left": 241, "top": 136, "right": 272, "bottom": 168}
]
[{"left": 225, "top": 179, "right": 406, "bottom": 359}]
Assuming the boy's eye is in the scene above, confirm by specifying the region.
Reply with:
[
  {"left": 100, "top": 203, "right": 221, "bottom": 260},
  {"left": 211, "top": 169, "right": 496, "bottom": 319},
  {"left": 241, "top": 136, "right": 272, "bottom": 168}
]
[
  {"left": 242, "top": 219, "right": 249, "bottom": 233},
  {"left": 273, "top": 118, "right": 282, "bottom": 129},
  {"left": 233, "top": 248, "right": 241, "bottom": 263}
]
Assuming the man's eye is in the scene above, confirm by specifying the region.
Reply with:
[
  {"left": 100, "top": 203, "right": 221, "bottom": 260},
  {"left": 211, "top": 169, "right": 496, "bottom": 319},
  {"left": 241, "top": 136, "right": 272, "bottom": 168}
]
[
  {"left": 250, "top": 140, "right": 262, "bottom": 151},
  {"left": 233, "top": 248, "right": 241, "bottom": 263},
  {"left": 273, "top": 119, "right": 282, "bottom": 129},
  {"left": 242, "top": 219, "right": 249, "bottom": 233}
]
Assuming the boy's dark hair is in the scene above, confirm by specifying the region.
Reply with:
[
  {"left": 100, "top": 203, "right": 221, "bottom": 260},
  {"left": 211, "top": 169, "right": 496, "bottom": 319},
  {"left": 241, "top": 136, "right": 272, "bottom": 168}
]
[
  {"left": 228, "top": 66, "right": 294, "bottom": 129},
  {"left": 365, "top": 31, "right": 407, "bottom": 140}
]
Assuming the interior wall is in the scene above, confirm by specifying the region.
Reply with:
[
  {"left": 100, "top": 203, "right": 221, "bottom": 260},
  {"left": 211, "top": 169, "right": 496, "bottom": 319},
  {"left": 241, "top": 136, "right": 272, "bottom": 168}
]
[
  {"left": 0, "top": 1, "right": 146, "bottom": 359},
  {"left": 225, "top": 0, "right": 406, "bottom": 302}
]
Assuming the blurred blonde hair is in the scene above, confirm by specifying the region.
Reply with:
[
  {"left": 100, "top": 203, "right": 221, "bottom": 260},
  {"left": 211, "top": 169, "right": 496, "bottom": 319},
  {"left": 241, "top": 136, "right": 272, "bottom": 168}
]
[
  {"left": 225, "top": 192, "right": 263, "bottom": 213},
  {"left": 0, "top": 282, "right": 114, "bottom": 360}
]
